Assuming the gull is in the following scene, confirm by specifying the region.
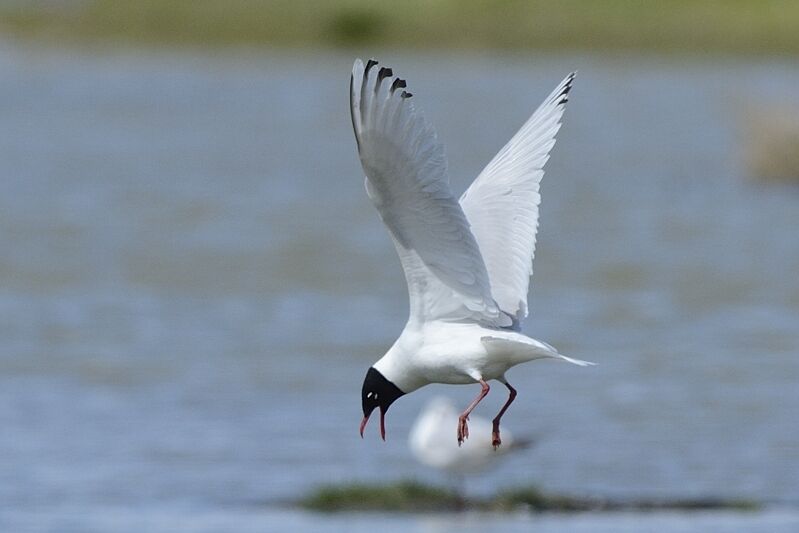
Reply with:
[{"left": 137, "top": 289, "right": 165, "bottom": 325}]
[
  {"left": 353, "top": 58, "right": 592, "bottom": 448},
  {"left": 409, "top": 396, "right": 533, "bottom": 475}
]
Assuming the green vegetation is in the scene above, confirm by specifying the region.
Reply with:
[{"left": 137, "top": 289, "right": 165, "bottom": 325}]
[
  {"left": 300, "top": 480, "right": 465, "bottom": 512},
  {"left": 492, "top": 485, "right": 597, "bottom": 512},
  {"left": 299, "top": 480, "right": 761, "bottom": 513},
  {"left": 1, "top": 0, "right": 799, "bottom": 54}
]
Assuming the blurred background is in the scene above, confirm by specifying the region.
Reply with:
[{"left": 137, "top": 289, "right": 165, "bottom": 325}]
[{"left": 1, "top": 1, "right": 798, "bottom": 531}]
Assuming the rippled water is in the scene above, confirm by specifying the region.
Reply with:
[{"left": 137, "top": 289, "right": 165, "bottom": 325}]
[{"left": 1, "top": 42, "right": 798, "bottom": 531}]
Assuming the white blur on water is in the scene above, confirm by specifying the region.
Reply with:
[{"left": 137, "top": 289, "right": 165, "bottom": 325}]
[
  {"left": 408, "top": 396, "right": 531, "bottom": 475},
  {"left": 0, "top": 42, "right": 798, "bottom": 532}
]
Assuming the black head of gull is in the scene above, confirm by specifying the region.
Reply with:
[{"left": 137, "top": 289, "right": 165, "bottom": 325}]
[{"left": 360, "top": 366, "right": 405, "bottom": 440}]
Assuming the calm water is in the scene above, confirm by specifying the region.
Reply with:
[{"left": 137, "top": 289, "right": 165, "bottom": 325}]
[{"left": 1, "top": 42, "right": 798, "bottom": 531}]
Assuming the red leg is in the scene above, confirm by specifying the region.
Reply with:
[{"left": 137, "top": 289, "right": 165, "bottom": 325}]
[
  {"left": 492, "top": 382, "right": 517, "bottom": 449},
  {"left": 457, "top": 379, "right": 490, "bottom": 446}
]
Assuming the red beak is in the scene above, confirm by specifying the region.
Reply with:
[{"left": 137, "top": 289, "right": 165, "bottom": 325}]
[{"left": 359, "top": 409, "right": 387, "bottom": 441}]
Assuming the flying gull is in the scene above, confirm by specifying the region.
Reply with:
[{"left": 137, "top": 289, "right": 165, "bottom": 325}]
[{"left": 352, "top": 58, "right": 592, "bottom": 447}]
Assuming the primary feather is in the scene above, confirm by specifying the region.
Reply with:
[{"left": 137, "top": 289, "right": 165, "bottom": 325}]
[
  {"left": 350, "top": 58, "right": 509, "bottom": 326},
  {"left": 460, "top": 73, "right": 576, "bottom": 320}
]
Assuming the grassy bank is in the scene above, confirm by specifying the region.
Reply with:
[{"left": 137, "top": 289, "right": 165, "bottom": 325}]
[
  {"left": 1, "top": 1, "right": 799, "bottom": 54},
  {"left": 299, "top": 480, "right": 760, "bottom": 513}
]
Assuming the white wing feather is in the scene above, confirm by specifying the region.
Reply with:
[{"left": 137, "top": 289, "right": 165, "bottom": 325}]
[
  {"left": 350, "top": 59, "right": 508, "bottom": 326},
  {"left": 460, "top": 73, "right": 575, "bottom": 320}
]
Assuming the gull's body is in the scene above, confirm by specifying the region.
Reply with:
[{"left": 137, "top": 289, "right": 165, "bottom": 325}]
[
  {"left": 375, "top": 321, "right": 580, "bottom": 394},
  {"left": 353, "top": 58, "right": 592, "bottom": 447}
]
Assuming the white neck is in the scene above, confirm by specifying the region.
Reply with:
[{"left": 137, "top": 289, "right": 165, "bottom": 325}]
[{"left": 373, "top": 324, "right": 427, "bottom": 394}]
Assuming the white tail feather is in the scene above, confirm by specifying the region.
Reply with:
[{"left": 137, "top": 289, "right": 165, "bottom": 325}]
[
  {"left": 481, "top": 335, "right": 594, "bottom": 367},
  {"left": 556, "top": 354, "right": 596, "bottom": 366}
]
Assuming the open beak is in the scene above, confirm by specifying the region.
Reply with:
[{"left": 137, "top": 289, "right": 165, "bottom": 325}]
[{"left": 359, "top": 408, "right": 386, "bottom": 441}]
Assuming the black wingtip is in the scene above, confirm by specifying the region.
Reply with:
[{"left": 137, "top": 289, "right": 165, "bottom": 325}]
[
  {"left": 400, "top": 90, "right": 413, "bottom": 99},
  {"left": 377, "top": 67, "right": 393, "bottom": 83},
  {"left": 365, "top": 58, "right": 378, "bottom": 75},
  {"left": 557, "top": 72, "right": 576, "bottom": 105},
  {"left": 374, "top": 66, "right": 394, "bottom": 94},
  {"left": 390, "top": 78, "right": 407, "bottom": 93}
]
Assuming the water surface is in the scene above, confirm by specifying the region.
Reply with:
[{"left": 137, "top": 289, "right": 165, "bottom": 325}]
[{"left": 0, "top": 43, "right": 798, "bottom": 531}]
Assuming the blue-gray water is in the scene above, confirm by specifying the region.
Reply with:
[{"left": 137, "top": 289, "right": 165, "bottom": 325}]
[{"left": 1, "top": 42, "right": 798, "bottom": 531}]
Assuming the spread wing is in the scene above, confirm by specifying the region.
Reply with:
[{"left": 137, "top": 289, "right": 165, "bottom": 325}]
[
  {"left": 460, "top": 73, "right": 575, "bottom": 320},
  {"left": 350, "top": 58, "right": 507, "bottom": 326}
]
